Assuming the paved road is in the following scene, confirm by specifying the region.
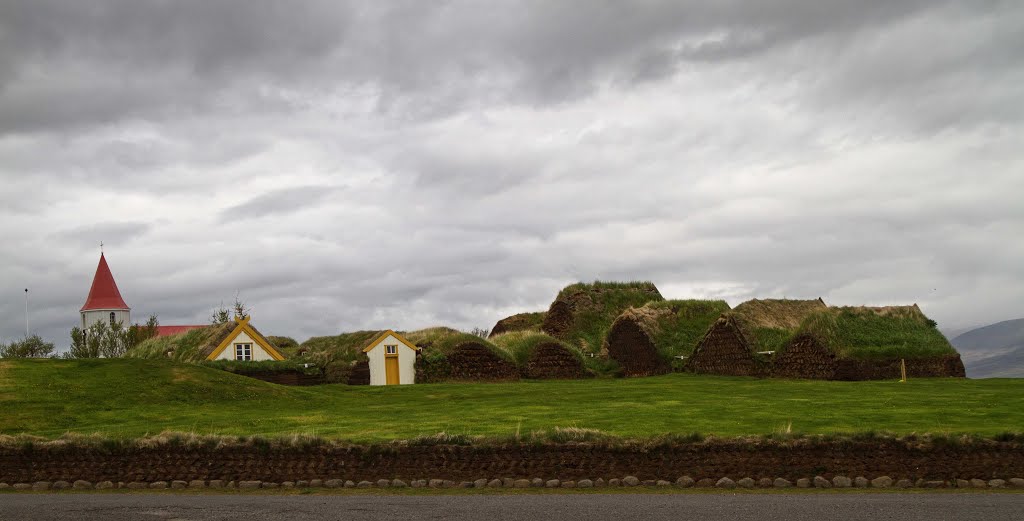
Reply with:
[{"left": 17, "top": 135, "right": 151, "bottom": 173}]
[{"left": 1, "top": 493, "right": 1021, "bottom": 521}]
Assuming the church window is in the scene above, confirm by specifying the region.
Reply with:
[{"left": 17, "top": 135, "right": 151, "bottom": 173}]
[
  {"left": 235, "top": 343, "right": 252, "bottom": 361},
  {"left": 385, "top": 345, "right": 398, "bottom": 355},
  {"left": 109, "top": 312, "right": 116, "bottom": 326}
]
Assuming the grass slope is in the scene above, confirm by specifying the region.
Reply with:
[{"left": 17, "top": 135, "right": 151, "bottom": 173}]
[{"left": 1, "top": 359, "right": 1021, "bottom": 441}]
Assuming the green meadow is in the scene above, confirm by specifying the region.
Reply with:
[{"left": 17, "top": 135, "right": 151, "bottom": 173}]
[{"left": 1, "top": 358, "right": 1021, "bottom": 442}]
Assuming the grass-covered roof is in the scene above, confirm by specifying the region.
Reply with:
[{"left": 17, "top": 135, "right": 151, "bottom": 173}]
[
  {"left": 404, "top": 327, "right": 513, "bottom": 364},
  {"left": 542, "top": 280, "right": 664, "bottom": 353},
  {"left": 615, "top": 299, "right": 732, "bottom": 360},
  {"left": 126, "top": 322, "right": 236, "bottom": 363},
  {"left": 727, "top": 298, "right": 828, "bottom": 353},
  {"left": 790, "top": 305, "right": 957, "bottom": 360},
  {"left": 489, "top": 330, "right": 583, "bottom": 367},
  {"left": 297, "top": 330, "right": 385, "bottom": 367}
]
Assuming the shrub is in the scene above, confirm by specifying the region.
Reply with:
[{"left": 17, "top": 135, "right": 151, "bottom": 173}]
[{"left": 0, "top": 335, "right": 55, "bottom": 358}]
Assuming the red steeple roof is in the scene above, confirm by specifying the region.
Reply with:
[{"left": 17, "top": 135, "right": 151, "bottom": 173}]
[{"left": 80, "top": 253, "right": 130, "bottom": 312}]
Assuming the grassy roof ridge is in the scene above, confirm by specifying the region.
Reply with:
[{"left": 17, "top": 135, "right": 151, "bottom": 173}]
[
  {"left": 489, "top": 330, "right": 584, "bottom": 366},
  {"left": 731, "top": 298, "right": 828, "bottom": 330},
  {"left": 724, "top": 298, "right": 829, "bottom": 352},
  {"left": 555, "top": 279, "right": 662, "bottom": 300},
  {"left": 792, "top": 305, "right": 957, "bottom": 359},
  {"left": 489, "top": 311, "right": 547, "bottom": 337}
]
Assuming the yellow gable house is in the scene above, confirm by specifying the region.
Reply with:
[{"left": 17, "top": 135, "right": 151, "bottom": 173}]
[
  {"left": 206, "top": 316, "right": 286, "bottom": 362},
  {"left": 362, "top": 330, "right": 420, "bottom": 385}
]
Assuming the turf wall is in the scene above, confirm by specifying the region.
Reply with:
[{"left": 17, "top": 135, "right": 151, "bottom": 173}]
[{"left": 2, "top": 438, "right": 1021, "bottom": 484}]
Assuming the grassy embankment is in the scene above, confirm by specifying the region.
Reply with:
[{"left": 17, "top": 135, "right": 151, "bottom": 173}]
[{"left": 1, "top": 358, "right": 1021, "bottom": 442}]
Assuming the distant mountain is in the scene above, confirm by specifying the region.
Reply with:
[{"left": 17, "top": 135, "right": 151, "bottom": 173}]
[
  {"left": 965, "top": 346, "right": 1024, "bottom": 378},
  {"left": 951, "top": 318, "right": 1024, "bottom": 378}
]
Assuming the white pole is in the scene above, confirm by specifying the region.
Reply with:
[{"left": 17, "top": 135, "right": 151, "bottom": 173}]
[{"left": 24, "top": 288, "right": 29, "bottom": 337}]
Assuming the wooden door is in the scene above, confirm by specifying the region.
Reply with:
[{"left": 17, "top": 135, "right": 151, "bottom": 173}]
[{"left": 385, "top": 356, "right": 400, "bottom": 385}]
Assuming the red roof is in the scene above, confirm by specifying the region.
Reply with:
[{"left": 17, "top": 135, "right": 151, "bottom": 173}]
[
  {"left": 80, "top": 253, "right": 130, "bottom": 311},
  {"left": 154, "top": 325, "right": 207, "bottom": 338}
]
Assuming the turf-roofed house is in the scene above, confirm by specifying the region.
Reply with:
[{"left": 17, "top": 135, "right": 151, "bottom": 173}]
[
  {"left": 540, "top": 281, "right": 665, "bottom": 355},
  {"left": 773, "top": 305, "right": 966, "bottom": 380},
  {"left": 605, "top": 300, "right": 731, "bottom": 376},
  {"left": 687, "top": 298, "right": 827, "bottom": 377},
  {"left": 406, "top": 327, "right": 519, "bottom": 382},
  {"left": 129, "top": 316, "right": 285, "bottom": 362}
]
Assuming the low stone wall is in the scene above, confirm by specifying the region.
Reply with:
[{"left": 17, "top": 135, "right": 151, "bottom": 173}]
[
  {"left": 2, "top": 438, "right": 1021, "bottom": 485},
  {"left": 5, "top": 475, "right": 1023, "bottom": 492},
  {"left": 833, "top": 355, "right": 966, "bottom": 381}
]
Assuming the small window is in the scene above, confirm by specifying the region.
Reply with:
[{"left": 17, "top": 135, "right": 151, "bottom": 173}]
[
  {"left": 109, "top": 312, "right": 116, "bottom": 325},
  {"left": 385, "top": 345, "right": 397, "bottom": 355},
  {"left": 234, "top": 343, "right": 252, "bottom": 361}
]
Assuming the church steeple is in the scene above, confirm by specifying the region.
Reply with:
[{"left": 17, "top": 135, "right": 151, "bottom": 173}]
[
  {"left": 81, "top": 253, "right": 130, "bottom": 312},
  {"left": 81, "top": 252, "right": 130, "bottom": 330}
]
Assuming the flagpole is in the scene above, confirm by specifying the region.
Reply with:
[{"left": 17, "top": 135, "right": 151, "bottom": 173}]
[{"left": 24, "top": 288, "right": 29, "bottom": 337}]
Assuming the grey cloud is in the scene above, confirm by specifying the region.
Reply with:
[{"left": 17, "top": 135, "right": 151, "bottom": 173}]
[
  {"left": 219, "top": 186, "right": 344, "bottom": 222},
  {"left": 50, "top": 222, "right": 151, "bottom": 248}
]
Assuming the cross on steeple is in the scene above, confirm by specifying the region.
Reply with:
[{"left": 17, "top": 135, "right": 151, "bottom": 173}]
[{"left": 100, "top": 241, "right": 104, "bottom": 254}]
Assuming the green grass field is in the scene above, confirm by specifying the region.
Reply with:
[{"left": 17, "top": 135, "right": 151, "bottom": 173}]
[{"left": 1, "top": 359, "right": 1022, "bottom": 442}]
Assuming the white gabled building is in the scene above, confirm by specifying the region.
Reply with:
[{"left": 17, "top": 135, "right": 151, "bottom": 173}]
[{"left": 362, "top": 330, "right": 420, "bottom": 385}]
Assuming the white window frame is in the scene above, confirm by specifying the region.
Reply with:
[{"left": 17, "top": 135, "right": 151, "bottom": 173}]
[
  {"left": 234, "top": 343, "right": 252, "bottom": 361},
  {"left": 385, "top": 344, "right": 398, "bottom": 355}
]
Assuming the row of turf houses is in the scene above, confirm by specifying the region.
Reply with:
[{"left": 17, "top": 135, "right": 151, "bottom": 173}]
[
  {"left": 497, "top": 282, "right": 965, "bottom": 381},
  {"left": 130, "top": 281, "right": 964, "bottom": 384}
]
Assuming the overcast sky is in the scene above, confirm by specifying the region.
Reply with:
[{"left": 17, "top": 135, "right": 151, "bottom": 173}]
[{"left": 1, "top": 0, "right": 1022, "bottom": 348}]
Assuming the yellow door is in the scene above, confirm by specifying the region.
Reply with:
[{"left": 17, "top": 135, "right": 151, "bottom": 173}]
[{"left": 385, "top": 356, "right": 400, "bottom": 385}]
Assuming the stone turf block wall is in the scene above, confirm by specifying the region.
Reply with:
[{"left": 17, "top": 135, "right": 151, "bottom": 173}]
[{"left": 1, "top": 439, "right": 1021, "bottom": 484}]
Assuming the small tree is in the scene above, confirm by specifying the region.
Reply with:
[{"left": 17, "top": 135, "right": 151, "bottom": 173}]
[
  {"left": 68, "top": 325, "right": 102, "bottom": 358},
  {"left": 232, "top": 295, "right": 250, "bottom": 320},
  {"left": 0, "top": 335, "right": 55, "bottom": 358},
  {"left": 99, "top": 320, "right": 131, "bottom": 358},
  {"left": 212, "top": 295, "right": 249, "bottom": 324},
  {"left": 127, "top": 314, "right": 159, "bottom": 349},
  {"left": 67, "top": 320, "right": 131, "bottom": 358},
  {"left": 469, "top": 327, "right": 490, "bottom": 339},
  {"left": 210, "top": 303, "right": 231, "bottom": 325}
]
